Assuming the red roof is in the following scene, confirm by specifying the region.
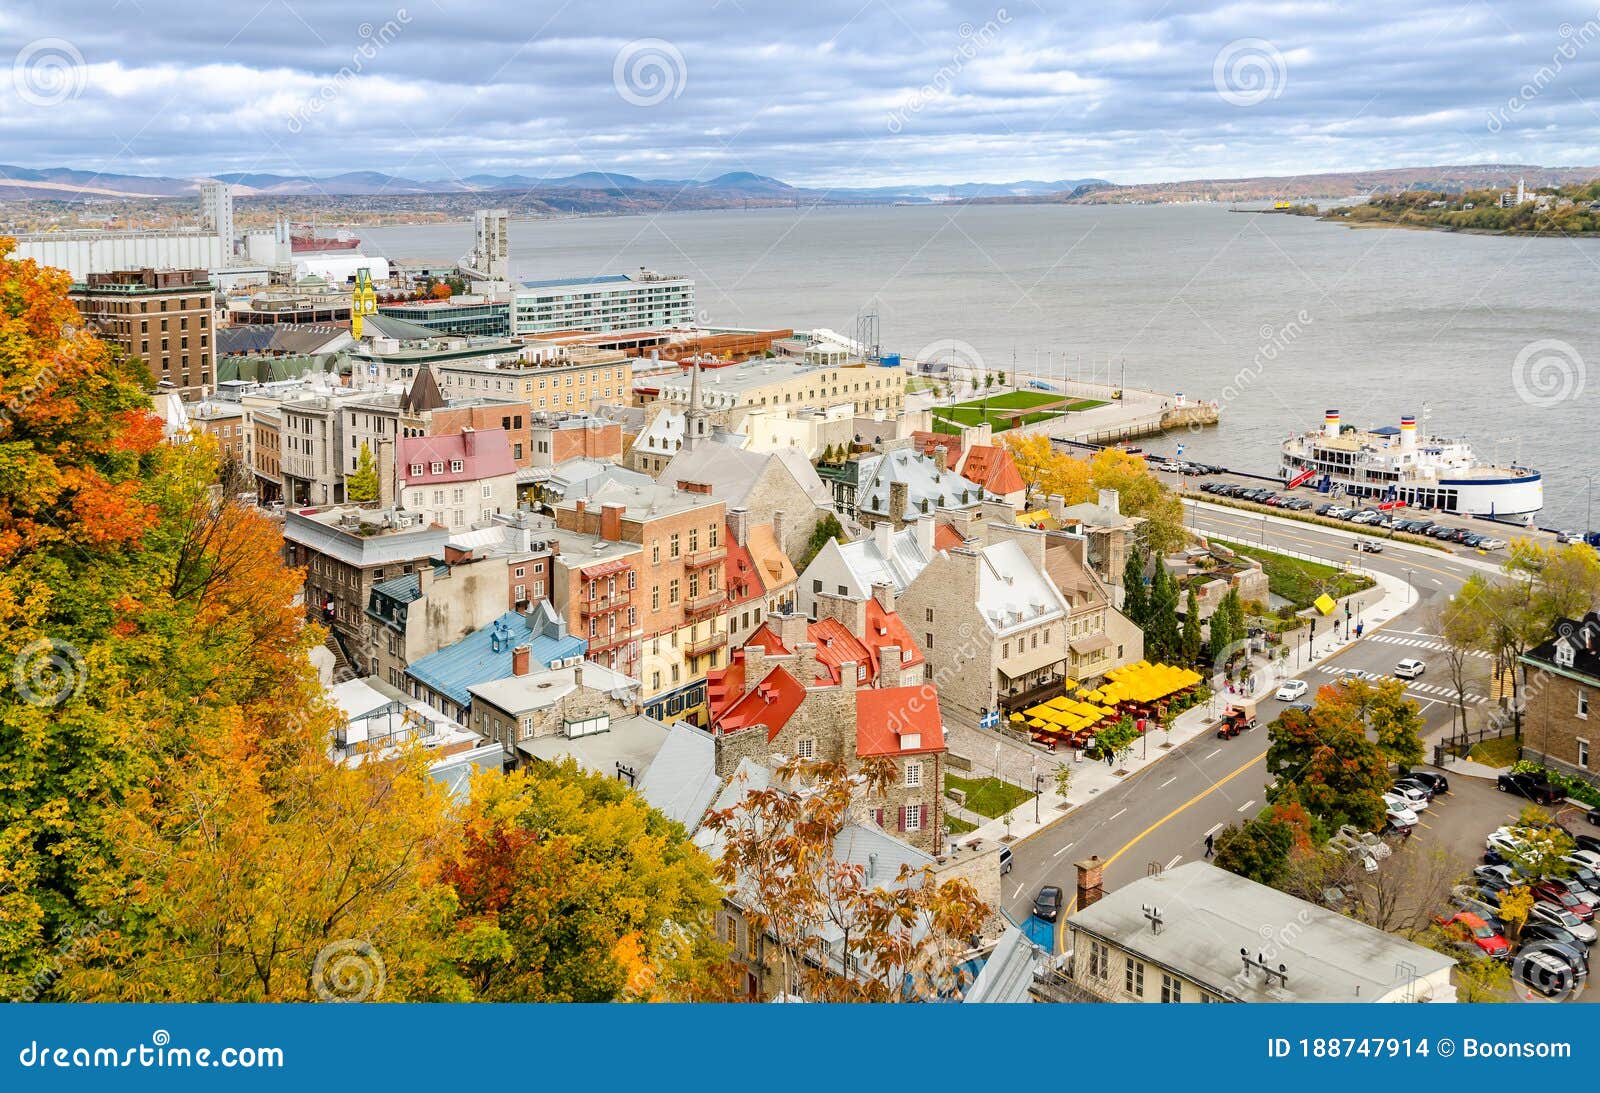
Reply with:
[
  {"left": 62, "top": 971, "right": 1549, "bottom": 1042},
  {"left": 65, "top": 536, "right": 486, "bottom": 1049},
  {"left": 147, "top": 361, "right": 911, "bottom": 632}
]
[
  {"left": 705, "top": 655, "right": 745, "bottom": 723},
  {"left": 743, "top": 608, "right": 923, "bottom": 687},
  {"left": 911, "top": 431, "right": 964, "bottom": 461},
  {"left": 961, "top": 444, "right": 1025, "bottom": 496},
  {"left": 864, "top": 599, "right": 925, "bottom": 673},
  {"left": 933, "top": 521, "right": 967, "bottom": 552},
  {"left": 723, "top": 527, "right": 766, "bottom": 608},
  {"left": 715, "top": 665, "right": 808, "bottom": 740},
  {"left": 809, "top": 617, "right": 874, "bottom": 686},
  {"left": 743, "top": 622, "right": 790, "bottom": 656},
  {"left": 397, "top": 428, "right": 516, "bottom": 486},
  {"left": 854, "top": 686, "right": 946, "bottom": 757}
]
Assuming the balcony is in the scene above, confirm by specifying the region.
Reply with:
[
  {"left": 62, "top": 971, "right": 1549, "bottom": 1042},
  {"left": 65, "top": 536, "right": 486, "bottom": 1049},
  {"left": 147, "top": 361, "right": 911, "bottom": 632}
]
[
  {"left": 579, "top": 589, "right": 632, "bottom": 614},
  {"left": 683, "top": 590, "right": 725, "bottom": 621},
  {"left": 683, "top": 545, "right": 727, "bottom": 569},
  {"left": 684, "top": 630, "right": 728, "bottom": 658},
  {"left": 587, "top": 629, "right": 641, "bottom": 655}
]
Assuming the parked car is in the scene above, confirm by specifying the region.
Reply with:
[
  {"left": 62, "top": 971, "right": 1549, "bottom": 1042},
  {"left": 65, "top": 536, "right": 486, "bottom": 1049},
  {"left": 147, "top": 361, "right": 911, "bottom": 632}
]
[
  {"left": 1385, "top": 805, "right": 1419, "bottom": 831},
  {"left": 1315, "top": 503, "right": 1338, "bottom": 515},
  {"left": 1520, "top": 921, "right": 1591, "bottom": 964},
  {"left": 1433, "top": 912, "right": 1509, "bottom": 959},
  {"left": 1557, "top": 530, "right": 1584, "bottom": 544},
  {"left": 1530, "top": 902, "right": 1598, "bottom": 945},
  {"left": 1497, "top": 771, "right": 1564, "bottom": 804},
  {"left": 1394, "top": 658, "right": 1427, "bottom": 679},
  {"left": 1337, "top": 824, "right": 1392, "bottom": 860},
  {"left": 1567, "top": 865, "right": 1600, "bottom": 900},
  {"left": 1572, "top": 833, "right": 1600, "bottom": 855},
  {"left": 1400, "top": 770, "right": 1450, "bottom": 795},
  {"left": 1275, "top": 679, "right": 1309, "bottom": 702},
  {"left": 998, "top": 847, "right": 1012, "bottom": 875},
  {"left": 1517, "top": 947, "right": 1586, "bottom": 997},
  {"left": 1478, "top": 537, "right": 1507, "bottom": 550},
  {"left": 1546, "top": 876, "right": 1600, "bottom": 909},
  {"left": 1473, "top": 864, "right": 1515, "bottom": 891},
  {"left": 1534, "top": 882, "right": 1596, "bottom": 922},
  {"left": 1388, "top": 783, "right": 1431, "bottom": 810},
  {"left": 1394, "top": 776, "right": 1438, "bottom": 801},
  {"left": 1485, "top": 830, "right": 1527, "bottom": 860},
  {"left": 1032, "top": 885, "right": 1063, "bottom": 922},
  {"left": 1460, "top": 532, "right": 1485, "bottom": 548},
  {"left": 1568, "top": 849, "right": 1600, "bottom": 873}
]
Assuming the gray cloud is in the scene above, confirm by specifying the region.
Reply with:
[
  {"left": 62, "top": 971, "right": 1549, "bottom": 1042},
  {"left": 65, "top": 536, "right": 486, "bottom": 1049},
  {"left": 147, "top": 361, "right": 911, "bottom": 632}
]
[{"left": 2, "top": 0, "right": 1598, "bottom": 185}]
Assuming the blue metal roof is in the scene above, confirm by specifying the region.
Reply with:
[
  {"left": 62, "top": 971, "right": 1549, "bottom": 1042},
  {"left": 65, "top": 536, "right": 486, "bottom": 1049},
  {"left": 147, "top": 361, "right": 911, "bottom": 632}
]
[
  {"left": 371, "top": 571, "right": 423, "bottom": 604},
  {"left": 405, "top": 610, "right": 587, "bottom": 709},
  {"left": 519, "top": 274, "right": 632, "bottom": 290}
]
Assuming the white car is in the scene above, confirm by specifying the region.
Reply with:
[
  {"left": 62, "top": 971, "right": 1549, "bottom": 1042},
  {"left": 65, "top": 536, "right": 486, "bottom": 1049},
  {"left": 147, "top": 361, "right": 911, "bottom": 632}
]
[
  {"left": 1385, "top": 804, "right": 1419, "bottom": 829},
  {"left": 1394, "top": 658, "right": 1426, "bottom": 680},
  {"left": 1531, "top": 903, "right": 1599, "bottom": 945},
  {"left": 1276, "top": 679, "right": 1309, "bottom": 702},
  {"left": 1486, "top": 830, "right": 1527, "bottom": 859},
  {"left": 1383, "top": 792, "right": 1423, "bottom": 816},
  {"left": 1388, "top": 783, "right": 1430, "bottom": 811},
  {"left": 1478, "top": 537, "right": 1507, "bottom": 550},
  {"left": 1339, "top": 824, "right": 1393, "bottom": 860},
  {"left": 1569, "top": 849, "right": 1600, "bottom": 873}
]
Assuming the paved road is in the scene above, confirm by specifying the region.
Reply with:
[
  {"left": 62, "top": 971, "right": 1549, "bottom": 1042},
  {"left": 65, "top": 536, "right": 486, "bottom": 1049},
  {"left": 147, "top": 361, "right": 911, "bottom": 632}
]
[{"left": 1002, "top": 502, "right": 1490, "bottom": 931}]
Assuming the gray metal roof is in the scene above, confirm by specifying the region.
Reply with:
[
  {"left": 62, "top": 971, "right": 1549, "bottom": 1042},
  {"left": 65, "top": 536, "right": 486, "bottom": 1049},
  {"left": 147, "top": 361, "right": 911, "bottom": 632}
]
[
  {"left": 1067, "top": 861, "right": 1455, "bottom": 1002},
  {"left": 635, "top": 721, "right": 721, "bottom": 829},
  {"left": 964, "top": 922, "right": 1049, "bottom": 1003}
]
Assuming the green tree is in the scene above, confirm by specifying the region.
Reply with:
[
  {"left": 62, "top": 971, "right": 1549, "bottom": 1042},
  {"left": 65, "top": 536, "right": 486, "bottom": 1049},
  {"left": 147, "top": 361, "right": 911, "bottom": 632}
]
[
  {"left": 1053, "top": 763, "right": 1072, "bottom": 800},
  {"left": 1145, "top": 564, "right": 1180, "bottom": 661},
  {"left": 1181, "top": 587, "right": 1203, "bottom": 664},
  {"left": 1121, "top": 547, "right": 1148, "bottom": 628},
  {"left": 348, "top": 440, "right": 380, "bottom": 503},
  {"left": 796, "top": 513, "right": 845, "bottom": 571},
  {"left": 1266, "top": 703, "right": 1388, "bottom": 831},
  {"left": 1213, "top": 817, "right": 1295, "bottom": 887}
]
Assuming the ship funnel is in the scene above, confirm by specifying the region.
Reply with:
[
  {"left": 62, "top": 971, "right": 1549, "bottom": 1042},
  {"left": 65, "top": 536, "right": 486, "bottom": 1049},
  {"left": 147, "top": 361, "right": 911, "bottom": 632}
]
[
  {"left": 1323, "top": 409, "right": 1341, "bottom": 438},
  {"left": 1400, "top": 414, "right": 1417, "bottom": 450}
]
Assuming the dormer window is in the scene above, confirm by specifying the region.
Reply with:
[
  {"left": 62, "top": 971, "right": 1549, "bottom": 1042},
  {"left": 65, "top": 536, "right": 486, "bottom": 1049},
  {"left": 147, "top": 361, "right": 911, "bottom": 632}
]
[
  {"left": 430, "top": 461, "right": 444, "bottom": 475},
  {"left": 409, "top": 463, "right": 423, "bottom": 476},
  {"left": 900, "top": 733, "right": 921, "bottom": 752},
  {"left": 450, "top": 460, "right": 463, "bottom": 473}
]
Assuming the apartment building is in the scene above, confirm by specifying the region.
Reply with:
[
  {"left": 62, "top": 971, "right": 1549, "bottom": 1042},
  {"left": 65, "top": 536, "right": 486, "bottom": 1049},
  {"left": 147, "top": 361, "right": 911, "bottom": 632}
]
[
  {"left": 395, "top": 428, "right": 518, "bottom": 532},
  {"left": 510, "top": 270, "right": 695, "bottom": 335},
  {"left": 640, "top": 357, "right": 904, "bottom": 417},
  {"left": 1521, "top": 612, "right": 1600, "bottom": 788},
  {"left": 279, "top": 388, "right": 373, "bottom": 506},
  {"left": 186, "top": 399, "right": 246, "bottom": 467},
  {"left": 69, "top": 267, "right": 215, "bottom": 398},
  {"left": 554, "top": 480, "right": 728, "bottom": 725},
  {"left": 546, "top": 522, "right": 646, "bottom": 679},
  {"left": 436, "top": 345, "right": 633, "bottom": 417}
]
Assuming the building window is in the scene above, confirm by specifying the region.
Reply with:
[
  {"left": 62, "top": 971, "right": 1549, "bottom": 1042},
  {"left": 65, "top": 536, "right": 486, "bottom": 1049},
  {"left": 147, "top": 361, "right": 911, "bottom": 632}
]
[
  {"left": 905, "top": 760, "right": 922, "bottom": 788},
  {"left": 1581, "top": 739, "right": 1591, "bottom": 770},
  {"left": 1124, "top": 958, "right": 1144, "bottom": 997},
  {"left": 926, "top": 607, "right": 934, "bottom": 623},
  {"left": 669, "top": 579, "right": 680, "bottom": 604},
  {"left": 1160, "top": 974, "right": 1182, "bottom": 1003},
  {"left": 1087, "top": 939, "right": 1109, "bottom": 980},
  {"left": 652, "top": 587, "right": 661, "bottom": 611},
  {"left": 904, "top": 806, "right": 922, "bottom": 832},
  {"left": 688, "top": 528, "right": 699, "bottom": 553},
  {"left": 1580, "top": 690, "right": 1590, "bottom": 720},
  {"left": 796, "top": 739, "right": 814, "bottom": 759},
  {"left": 450, "top": 460, "right": 463, "bottom": 473},
  {"left": 652, "top": 541, "right": 660, "bottom": 564},
  {"left": 925, "top": 632, "right": 933, "bottom": 651},
  {"left": 431, "top": 461, "right": 444, "bottom": 474},
  {"left": 669, "top": 533, "right": 680, "bottom": 558}
]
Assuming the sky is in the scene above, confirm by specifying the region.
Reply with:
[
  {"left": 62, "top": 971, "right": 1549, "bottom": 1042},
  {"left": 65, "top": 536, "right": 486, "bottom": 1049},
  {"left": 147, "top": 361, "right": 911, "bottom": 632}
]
[{"left": 3, "top": 0, "right": 1599, "bottom": 187}]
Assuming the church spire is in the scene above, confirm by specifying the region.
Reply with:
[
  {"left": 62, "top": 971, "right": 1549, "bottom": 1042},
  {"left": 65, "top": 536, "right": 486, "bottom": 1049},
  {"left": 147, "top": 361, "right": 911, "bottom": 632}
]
[{"left": 684, "top": 359, "right": 707, "bottom": 452}]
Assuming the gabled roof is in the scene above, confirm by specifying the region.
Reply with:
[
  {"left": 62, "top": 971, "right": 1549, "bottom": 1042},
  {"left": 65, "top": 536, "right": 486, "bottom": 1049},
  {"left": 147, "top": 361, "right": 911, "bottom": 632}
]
[
  {"left": 741, "top": 608, "right": 923, "bottom": 688},
  {"left": 865, "top": 599, "right": 925, "bottom": 673},
  {"left": 635, "top": 721, "right": 721, "bottom": 830},
  {"left": 402, "top": 365, "right": 447, "bottom": 414},
  {"left": 715, "top": 665, "right": 807, "bottom": 739},
  {"left": 961, "top": 444, "right": 1025, "bottom": 496},
  {"left": 855, "top": 447, "right": 991, "bottom": 521},
  {"left": 809, "top": 617, "right": 874, "bottom": 685},
  {"left": 705, "top": 655, "right": 746, "bottom": 724},
  {"left": 745, "top": 522, "right": 797, "bottom": 590},
  {"left": 832, "top": 525, "right": 932, "bottom": 594},
  {"left": 933, "top": 521, "right": 969, "bottom": 552},
  {"left": 1524, "top": 612, "right": 1600, "bottom": 682},
  {"left": 724, "top": 529, "right": 766, "bottom": 608},
  {"left": 854, "top": 685, "right": 945, "bottom": 758},
  {"left": 911, "top": 431, "right": 964, "bottom": 461},
  {"left": 397, "top": 428, "right": 516, "bottom": 485},
  {"left": 975, "top": 539, "right": 1069, "bottom": 634},
  {"left": 406, "top": 610, "right": 587, "bottom": 708}
]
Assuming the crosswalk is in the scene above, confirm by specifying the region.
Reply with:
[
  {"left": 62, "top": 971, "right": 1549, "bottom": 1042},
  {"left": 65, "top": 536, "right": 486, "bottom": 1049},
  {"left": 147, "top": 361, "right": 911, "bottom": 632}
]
[
  {"left": 1363, "top": 632, "right": 1491, "bottom": 659},
  {"left": 1311, "top": 665, "right": 1488, "bottom": 704}
]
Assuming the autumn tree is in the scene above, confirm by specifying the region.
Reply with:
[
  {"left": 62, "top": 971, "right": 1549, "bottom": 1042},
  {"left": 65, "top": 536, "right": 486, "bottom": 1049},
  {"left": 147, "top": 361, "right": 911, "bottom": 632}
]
[
  {"left": 1002, "top": 433, "right": 1090, "bottom": 509},
  {"left": 1323, "top": 676, "right": 1426, "bottom": 769},
  {"left": 1089, "top": 448, "right": 1185, "bottom": 556},
  {"left": 441, "top": 761, "right": 733, "bottom": 1003},
  {"left": 348, "top": 441, "right": 380, "bottom": 503},
  {"left": 1266, "top": 702, "right": 1388, "bottom": 832},
  {"left": 1496, "top": 885, "right": 1536, "bottom": 943},
  {"left": 1213, "top": 816, "right": 1295, "bottom": 887},
  {"left": 701, "top": 758, "right": 990, "bottom": 1002}
]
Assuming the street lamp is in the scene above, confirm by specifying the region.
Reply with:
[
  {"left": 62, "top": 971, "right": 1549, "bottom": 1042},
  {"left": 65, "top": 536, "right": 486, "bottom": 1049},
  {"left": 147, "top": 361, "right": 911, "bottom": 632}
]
[
  {"left": 1406, "top": 568, "right": 1415, "bottom": 605},
  {"left": 1584, "top": 474, "right": 1595, "bottom": 540}
]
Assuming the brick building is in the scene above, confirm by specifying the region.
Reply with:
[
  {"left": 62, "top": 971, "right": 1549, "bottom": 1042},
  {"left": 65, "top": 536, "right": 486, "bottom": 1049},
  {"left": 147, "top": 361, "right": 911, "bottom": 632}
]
[
  {"left": 1521, "top": 612, "right": 1600, "bottom": 787},
  {"left": 70, "top": 267, "right": 215, "bottom": 398}
]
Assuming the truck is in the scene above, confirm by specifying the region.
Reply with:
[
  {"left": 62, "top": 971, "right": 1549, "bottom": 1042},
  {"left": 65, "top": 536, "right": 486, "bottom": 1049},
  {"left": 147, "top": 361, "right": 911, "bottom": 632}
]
[{"left": 1216, "top": 699, "right": 1258, "bottom": 740}]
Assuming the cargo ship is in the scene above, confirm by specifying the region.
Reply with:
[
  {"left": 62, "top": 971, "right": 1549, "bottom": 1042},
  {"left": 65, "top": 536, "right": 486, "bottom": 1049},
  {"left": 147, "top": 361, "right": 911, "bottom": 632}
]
[
  {"left": 290, "top": 225, "right": 361, "bottom": 252},
  {"left": 1279, "top": 410, "right": 1542, "bottom": 516}
]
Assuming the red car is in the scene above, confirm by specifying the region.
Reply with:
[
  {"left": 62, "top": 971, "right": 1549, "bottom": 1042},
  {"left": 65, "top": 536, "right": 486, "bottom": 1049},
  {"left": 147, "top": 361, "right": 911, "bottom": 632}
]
[
  {"left": 1433, "top": 912, "right": 1509, "bottom": 959},
  {"left": 1533, "top": 882, "right": 1595, "bottom": 922}
]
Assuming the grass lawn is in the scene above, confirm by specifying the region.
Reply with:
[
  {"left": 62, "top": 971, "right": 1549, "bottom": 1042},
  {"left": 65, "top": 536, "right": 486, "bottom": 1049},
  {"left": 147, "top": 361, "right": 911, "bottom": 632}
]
[
  {"left": 930, "top": 398, "right": 1106, "bottom": 435},
  {"left": 944, "top": 773, "right": 1034, "bottom": 818},
  {"left": 957, "top": 390, "right": 1060, "bottom": 410},
  {"left": 1212, "top": 538, "right": 1375, "bottom": 610},
  {"left": 945, "top": 815, "right": 978, "bottom": 835},
  {"left": 1468, "top": 736, "right": 1521, "bottom": 769}
]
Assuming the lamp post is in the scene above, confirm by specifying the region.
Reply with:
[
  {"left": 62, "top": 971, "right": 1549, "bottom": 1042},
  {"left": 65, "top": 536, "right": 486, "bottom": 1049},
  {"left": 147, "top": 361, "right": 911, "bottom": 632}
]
[
  {"left": 1406, "top": 568, "right": 1415, "bottom": 605},
  {"left": 1584, "top": 474, "right": 1595, "bottom": 540}
]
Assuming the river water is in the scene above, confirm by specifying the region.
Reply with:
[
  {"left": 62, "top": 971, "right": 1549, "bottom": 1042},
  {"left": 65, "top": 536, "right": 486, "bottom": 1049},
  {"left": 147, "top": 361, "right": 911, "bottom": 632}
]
[{"left": 362, "top": 204, "right": 1598, "bottom": 528}]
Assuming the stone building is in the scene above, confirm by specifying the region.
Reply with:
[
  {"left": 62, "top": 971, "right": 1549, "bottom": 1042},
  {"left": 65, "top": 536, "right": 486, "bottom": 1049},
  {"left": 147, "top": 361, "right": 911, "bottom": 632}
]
[
  {"left": 396, "top": 427, "right": 518, "bottom": 532},
  {"left": 1521, "top": 612, "right": 1600, "bottom": 787}
]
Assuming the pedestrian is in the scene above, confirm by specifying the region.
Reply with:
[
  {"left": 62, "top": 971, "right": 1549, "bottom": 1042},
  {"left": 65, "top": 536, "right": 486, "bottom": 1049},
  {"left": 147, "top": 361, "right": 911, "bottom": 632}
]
[{"left": 1204, "top": 833, "right": 1215, "bottom": 858}]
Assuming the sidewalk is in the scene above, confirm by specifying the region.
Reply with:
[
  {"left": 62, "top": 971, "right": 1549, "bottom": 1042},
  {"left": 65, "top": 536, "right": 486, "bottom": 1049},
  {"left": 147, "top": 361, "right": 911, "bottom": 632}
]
[{"left": 941, "top": 549, "right": 1419, "bottom": 850}]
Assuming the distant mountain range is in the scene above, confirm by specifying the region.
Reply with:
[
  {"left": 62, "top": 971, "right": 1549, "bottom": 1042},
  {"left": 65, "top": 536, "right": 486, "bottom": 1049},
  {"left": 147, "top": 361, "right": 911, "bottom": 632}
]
[{"left": 0, "top": 163, "right": 1111, "bottom": 208}]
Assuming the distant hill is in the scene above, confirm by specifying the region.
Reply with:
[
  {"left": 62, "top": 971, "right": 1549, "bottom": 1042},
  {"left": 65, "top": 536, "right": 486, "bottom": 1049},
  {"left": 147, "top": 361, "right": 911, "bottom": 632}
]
[{"left": 981, "top": 164, "right": 1600, "bottom": 205}]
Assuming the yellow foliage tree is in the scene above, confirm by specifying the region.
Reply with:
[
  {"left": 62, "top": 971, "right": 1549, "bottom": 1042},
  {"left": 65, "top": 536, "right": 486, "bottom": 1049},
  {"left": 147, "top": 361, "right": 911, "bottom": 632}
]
[{"left": 1003, "top": 434, "right": 1092, "bottom": 509}]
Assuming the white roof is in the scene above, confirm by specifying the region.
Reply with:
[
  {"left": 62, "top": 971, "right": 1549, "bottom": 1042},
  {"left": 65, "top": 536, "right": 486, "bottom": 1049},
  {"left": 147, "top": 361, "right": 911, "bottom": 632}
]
[
  {"left": 975, "top": 539, "right": 1068, "bottom": 634},
  {"left": 834, "top": 525, "right": 932, "bottom": 593},
  {"left": 468, "top": 661, "right": 638, "bottom": 713}
]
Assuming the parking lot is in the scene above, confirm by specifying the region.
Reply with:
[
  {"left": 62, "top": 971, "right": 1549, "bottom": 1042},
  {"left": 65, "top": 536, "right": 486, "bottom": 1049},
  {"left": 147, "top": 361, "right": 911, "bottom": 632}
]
[{"left": 1194, "top": 480, "right": 1513, "bottom": 550}]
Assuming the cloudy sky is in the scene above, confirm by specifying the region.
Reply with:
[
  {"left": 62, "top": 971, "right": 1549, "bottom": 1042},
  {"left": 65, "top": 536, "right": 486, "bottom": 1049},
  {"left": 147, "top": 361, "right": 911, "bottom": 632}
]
[{"left": 3, "top": 0, "right": 1598, "bottom": 186}]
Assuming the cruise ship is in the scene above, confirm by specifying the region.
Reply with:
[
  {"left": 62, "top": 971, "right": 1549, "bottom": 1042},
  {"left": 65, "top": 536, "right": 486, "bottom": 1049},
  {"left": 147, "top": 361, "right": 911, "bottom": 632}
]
[{"left": 1279, "top": 410, "right": 1543, "bottom": 516}]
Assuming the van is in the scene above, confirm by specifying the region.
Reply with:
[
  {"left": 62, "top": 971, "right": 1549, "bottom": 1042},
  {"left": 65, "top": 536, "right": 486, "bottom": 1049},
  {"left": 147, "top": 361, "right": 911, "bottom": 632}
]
[{"left": 999, "top": 847, "right": 1013, "bottom": 875}]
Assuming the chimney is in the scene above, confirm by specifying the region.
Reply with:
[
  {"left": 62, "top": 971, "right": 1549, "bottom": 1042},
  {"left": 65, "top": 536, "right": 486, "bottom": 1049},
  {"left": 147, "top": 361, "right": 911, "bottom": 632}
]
[
  {"left": 575, "top": 499, "right": 587, "bottom": 516},
  {"left": 1075, "top": 855, "right": 1105, "bottom": 910},
  {"left": 573, "top": 663, "right": 583, "bottom": 689},
  {"left": 877, "top": 644, "right": 903, "bottom": 689},
  {"left": 462, "top": 426, "right": 476, "bottom": 456},
  {"left": 772, "top": 509, "right": 787, "bottom": 552},
  {"left": 873, "top": 517, "right": 894, "bottom": 558},
  {"left": 838, "top": 660, "right": 858, "bottom": 694},
  {"left": 676, "top": 479, "right": 713, "bottom": 495},
  {"left": 728, "top": 506, "right": 749, "bottom": 546},
  {"left": 871, "top": 580, "right": 895, "bottom": 615},
  {"left": 511, "top": 645, "right": 531, "bottom": 677},
  {"left": 377, "top": 436, "right": 395, "bottom": 510},
  {"left": 889, "top": 480, "right": 910, "bottom": 525},
  {"left": 1097, "top": 488, "right": 1120, "bottom": 517},
  {"left": 742, "top": 645, "right": 767, "bottom": 696},
  {"left": 915, "top": 513, "right": 934, "bottom": 558},
  {"left": 795, "top": 641, "right": 820, "bottom": 686},
  {"left": 600, "top": 503, "right": 624, "bottom": 543},
  {"left": 777, "top": 610, "right": 807, "bottom": 651},
  {"left": 1046, "top": 493, "right": 1066, "bottom": 520},
  {"left": 932, "top": 445, "right": 948, "bottom": 473},
  {"left": 1323, "top": 408, "right": 1341, "bottom": 439}
]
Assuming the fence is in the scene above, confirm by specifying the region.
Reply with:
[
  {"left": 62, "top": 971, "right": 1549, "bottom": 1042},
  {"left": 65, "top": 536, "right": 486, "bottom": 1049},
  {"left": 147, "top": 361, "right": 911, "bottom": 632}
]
[{"left": 1435, "top": 725, "right": 1518, "bottom": 765}]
